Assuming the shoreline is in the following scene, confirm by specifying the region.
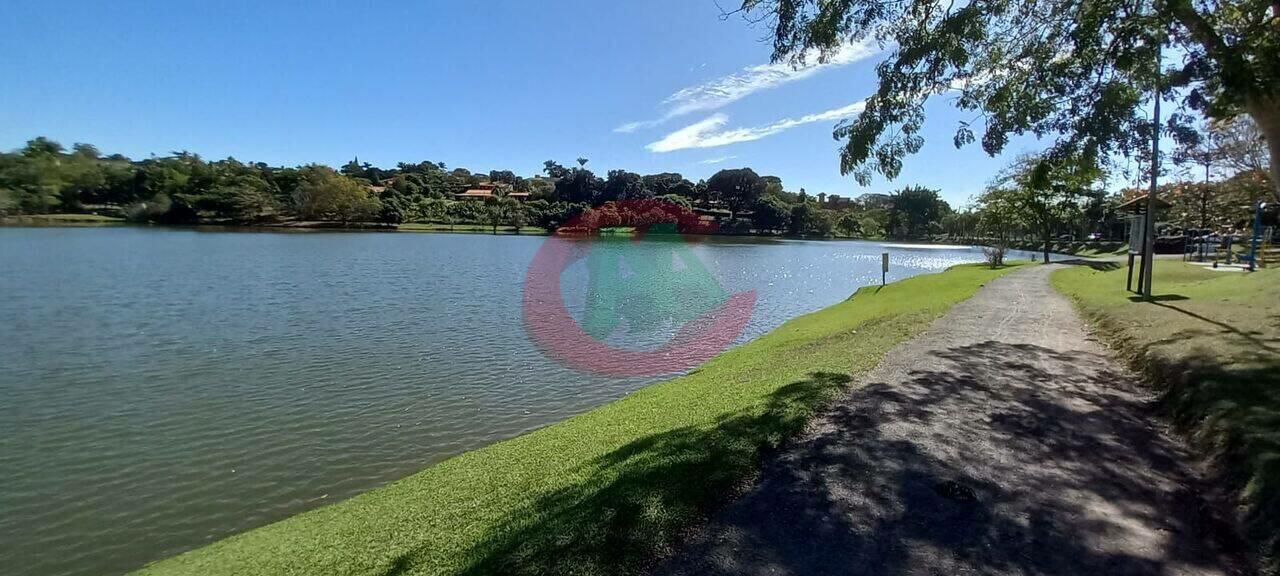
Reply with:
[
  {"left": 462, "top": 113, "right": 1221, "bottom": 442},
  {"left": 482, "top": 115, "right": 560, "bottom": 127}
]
[
  {"left": 1, "top": 216, "right": 1132, "bottom": 264},
  {"left": 133, "top": 262, "right": 1025, "bottom": 576},
  {"left": 1, "top": 214, "right": 1124, "bottom": 253}
]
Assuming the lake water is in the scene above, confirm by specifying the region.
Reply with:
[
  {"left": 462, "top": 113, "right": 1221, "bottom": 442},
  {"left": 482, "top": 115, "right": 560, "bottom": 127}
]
[{"left": 0, "top": 227, "right": 1051, "bottom": 575}]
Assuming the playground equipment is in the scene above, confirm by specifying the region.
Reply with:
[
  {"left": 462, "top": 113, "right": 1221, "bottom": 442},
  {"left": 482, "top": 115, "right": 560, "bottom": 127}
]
[{"left": 1237, "top": 201, "right": 1271, "bottom": 271}]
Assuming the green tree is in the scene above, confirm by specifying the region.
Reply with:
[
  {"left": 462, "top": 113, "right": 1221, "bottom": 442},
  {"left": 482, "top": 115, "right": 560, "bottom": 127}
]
[
  {"left": 602, "top": 170, "right": 647, "bottom": 202},
  {"left": 526, "top": 177, "right": 555, "bottom": 200},
  {"left": 888, "top": 186, "right": 952, "bottom": 239},
  {"left": 858, "top": 212, "right": 888, "bottom": 239},
  {"left": 751, "top": 196, "right": 792, "bottom": 233},
  {"left": 982, "top": 154, "right": 1102, "bottom": 263},
  {"left": 836, "top": 211, "right": 863, "bottom": 237},
  {"left": 975, "top": 187, "right": 1023, "bottom": 250},
  {"left": 706, "top": 168, "right": 765, "bottom": 221},
  {"left": 658, "top": 194, "right": 692, "bottom": 209},
  {"left": 642, "top": 173, "right": 697, "bottom": 199},
  {"left": 739, "top": 0, "right": 1280, "bottom": 199},
  {"left": 509, "top": 207, "right": 528, "bottom": 234},
  {"left": 208, "top": 184, "right": 279, "bottom": 222},
  {"left": 788, "top": 202, "right": 829, "bottom": 236},
  {"left": 22, "top": 137, "right": 64, "bottom": 156},
  {"left": 549, "top": 165, "right": 601, "bottom": 204},
  {"left": 292, "top": 166, "right": 381, "bottom": 222},
  {"left": 71, "top": 143, "right": 100, "bottom": 159},
  {"left": 484, "top": 198, "right": 519, "bottom": 234}
]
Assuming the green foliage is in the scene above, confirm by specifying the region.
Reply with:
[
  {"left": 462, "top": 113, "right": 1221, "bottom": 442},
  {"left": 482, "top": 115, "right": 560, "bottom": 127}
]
[
  {"left": 740, "top": 0, "right": 1280, "bottom": 197},
  {"left": 545, "top": 162, "right": 602, "bottom": 204},
  {"left": 657, "top": 194, "right": 692, "bottom": 209},
  {"left": 788, "top": 201, "right": 835, "bottom": 237},
  {"left": 642, "top": 173, "right": 697, "bottom": 198},
  {"left": 751, "top": 195, "right": 792, "bottom": 233},
  {"left": 977, "top": 153, "right": 1104, "bottom": 261},
  {"left": 602, "top": 170, "right": 648, "bottom": 202},
  {"left": 887, "top": 185, "right": 951, "bottom": 238},
  {"left": 1159, "top": 169, "right": 1275, "bottom": 229},
  {"left": 206, "top": 185, "right": 280, "bottom": 222},
  {"left": 705, "top": 168, "right": 765, "bottom": 219},
  {"left": 0, "top": 138, "right": 1016, "bottom": 240},
  {"left": 858, "top": 216, "right": 885, "bottom": 239},
  {"left": 507, "top": 208, "right": 527, "bottom": 233},
  {"left": 292, "top": 166, "right": 381, "bottom": 222},
  {"left": 836, "top": 210, "right": 863, "bottom": 237}
]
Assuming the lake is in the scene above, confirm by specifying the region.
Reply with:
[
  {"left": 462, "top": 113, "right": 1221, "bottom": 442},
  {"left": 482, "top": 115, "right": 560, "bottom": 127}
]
[{"left": 0, "top": 227, "right": 1050, "bottom": 575}]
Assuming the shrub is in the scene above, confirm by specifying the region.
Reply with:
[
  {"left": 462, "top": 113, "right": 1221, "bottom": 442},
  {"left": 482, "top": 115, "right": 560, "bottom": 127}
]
[{"left": 983, "top": 244, "right": 1006, "bottom": 268}]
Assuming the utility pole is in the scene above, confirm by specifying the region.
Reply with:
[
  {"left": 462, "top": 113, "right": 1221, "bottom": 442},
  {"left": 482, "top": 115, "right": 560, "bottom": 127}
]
[
  {"left": 1141, "top": 34, "right": 1161, "bottom": 299},
  {"left": 1201, "top": 158, "right": 1210, "bottom": 229}
]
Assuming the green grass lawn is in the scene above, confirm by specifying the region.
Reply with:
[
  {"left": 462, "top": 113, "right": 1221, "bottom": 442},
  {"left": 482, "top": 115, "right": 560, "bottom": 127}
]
[
  {"left": 1008, "top": 239, "right": 1128, "bottom": 257},
  {"left": 137, "top": 263, "right": 1022, "bottom": 576},
  {"left": 1, "top": 213, "right": 124, "bottom": 224},
  {"left": 395, "top": 223, "right": 549, "bottom": 235},
  {"left": 1052, "top": 261, "right": 1280, "bottom": 574}
]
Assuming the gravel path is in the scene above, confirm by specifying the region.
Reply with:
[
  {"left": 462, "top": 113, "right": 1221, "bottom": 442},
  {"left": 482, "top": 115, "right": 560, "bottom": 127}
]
[{"left": 654, "top": 265, "right": 1246, "bottom": 576}]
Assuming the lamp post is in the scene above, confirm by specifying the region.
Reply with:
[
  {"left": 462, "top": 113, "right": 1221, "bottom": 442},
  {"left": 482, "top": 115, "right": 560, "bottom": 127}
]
[
  {"left": 1248, "top": 201, "right": 1268, "bottom": 272},
  {"left": 1140, "top": 30, "right": 1162, "bottom": 299}
]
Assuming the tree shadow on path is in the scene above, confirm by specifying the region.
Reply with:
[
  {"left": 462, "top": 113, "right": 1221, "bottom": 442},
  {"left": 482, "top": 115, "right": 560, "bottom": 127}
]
[{"left": 654, "top": 342, "right": 1249, "bottom": 576}]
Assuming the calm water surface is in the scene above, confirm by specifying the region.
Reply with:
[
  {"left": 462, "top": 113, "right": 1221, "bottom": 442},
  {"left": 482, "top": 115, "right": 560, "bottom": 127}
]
[{"left": 0, "top": 227, "right": 1050, "bottom": 575}]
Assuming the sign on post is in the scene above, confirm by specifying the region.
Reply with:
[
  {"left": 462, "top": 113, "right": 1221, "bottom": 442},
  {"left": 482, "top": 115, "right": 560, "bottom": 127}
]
[{"left": 881, "top": 252, "right": 889, "bottom": 286}]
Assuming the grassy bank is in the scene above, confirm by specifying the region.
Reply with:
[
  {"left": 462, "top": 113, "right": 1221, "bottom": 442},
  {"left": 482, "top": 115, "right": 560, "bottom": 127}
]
[
  {"left": 0, "top": 213, "right": 125, "bottom": 225},
  {"left": 395, "top": 223, "right": 550, "bottom": 235},
  {"left": 1051, "top": 262, "right": 1280, "bottom": 574},
  {"left": 0, "top": 216, "right": 550, "bottom": 235},
  {"left": 1008, "top": 239, "right": 1127, "bottom": 257},
  {"left": 137, "top": 263, "right": 1021, "bottom": 576}
]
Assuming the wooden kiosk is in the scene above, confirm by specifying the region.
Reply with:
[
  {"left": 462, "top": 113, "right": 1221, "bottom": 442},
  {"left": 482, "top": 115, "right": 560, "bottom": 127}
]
[{"left": 1118, "top": 194, "right": 1170, "bottom": 294}]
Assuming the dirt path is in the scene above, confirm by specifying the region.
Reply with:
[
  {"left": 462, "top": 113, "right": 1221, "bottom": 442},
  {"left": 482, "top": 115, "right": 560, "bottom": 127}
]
[{"left": 654, "top": 265, "right": 1245, "bottom": 576}]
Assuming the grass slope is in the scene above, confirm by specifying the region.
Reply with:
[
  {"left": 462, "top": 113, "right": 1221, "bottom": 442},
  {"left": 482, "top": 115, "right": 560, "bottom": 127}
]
[
  {"left": 1052, "top": 261, "right": 1280, "bottom": 575},
  {"left": 395, "top": 223, "right": 550, "bottom": 235},
  {"left": 1008, "top": 239, "right": 1127, "bottom": 257},
  {"left": 137, "top": 263, "right": 1020, "bottom": 576},
  {"left": 1, "top": 213, "right": 124, "bottom": 224}
]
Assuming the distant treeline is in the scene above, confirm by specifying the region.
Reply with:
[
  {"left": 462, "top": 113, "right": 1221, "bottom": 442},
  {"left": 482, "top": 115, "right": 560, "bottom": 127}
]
[{"left": 0, "top": 137, "right": 964, "bottom": 238}]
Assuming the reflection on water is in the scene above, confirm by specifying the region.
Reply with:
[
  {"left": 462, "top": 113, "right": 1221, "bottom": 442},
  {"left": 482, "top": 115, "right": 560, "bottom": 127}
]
[{"left": 0, "top": 227, "right": 1046, "bottom": 575}]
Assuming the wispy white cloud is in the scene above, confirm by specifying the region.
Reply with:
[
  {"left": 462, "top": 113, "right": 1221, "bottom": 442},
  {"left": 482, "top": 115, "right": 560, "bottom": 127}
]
[
  {"left": 614, "top": 119, "right": 663, "bottom": 134},
  {"left": 697, "top": 155, "right": 737, "bottom": 165},
  {"left": 646, "top": 101, "right": 866, "bottom": 153},
  {"left": 615, "top": 39, "right": 878, "bottom": 133}
]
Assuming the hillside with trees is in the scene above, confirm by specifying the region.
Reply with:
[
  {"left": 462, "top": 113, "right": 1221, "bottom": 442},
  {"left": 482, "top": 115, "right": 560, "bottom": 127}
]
[
  {"left": 0, "top": 137, "right": 957, "bottom": 240},
  {"left": 3, "top": 130, "right": 1270, "bottom": 251}
]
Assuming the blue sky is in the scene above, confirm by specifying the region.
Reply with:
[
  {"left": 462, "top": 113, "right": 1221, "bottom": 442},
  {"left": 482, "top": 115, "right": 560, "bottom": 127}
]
[{"left": 1, "top": 0, "right": 1050, "bottom": 207}]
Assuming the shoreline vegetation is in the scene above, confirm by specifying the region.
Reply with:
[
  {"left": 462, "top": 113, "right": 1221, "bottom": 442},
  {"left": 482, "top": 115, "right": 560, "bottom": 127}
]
[
  {"left": 0, "top": 213, "right": 1135, "bottom": 256},
  {"left": 1052, "top": 261, "right": 1280, "bottom": 574},
  {"left": 133, "top": 263, "right": 1023, "bottom": 576},
  {"left": 2, "top": 136, "right": 1194, "bottom": 250}
]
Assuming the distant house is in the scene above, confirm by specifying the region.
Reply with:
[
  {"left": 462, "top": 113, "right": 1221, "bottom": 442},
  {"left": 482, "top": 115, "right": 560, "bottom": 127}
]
[
  {"left": 856, "top": 193, "right": 893, "bottom": 210},
  {"left": 455, "top": 183, "right": 498, "bottom": 200},
  {"left": 454, "top": 183, "right": 528, "bottom": 201},
  {"left": 823, "top": 194, "right": 854, "bottom": 209},
  {"left": 368, "top": 178, "right": 395, "bottom": 195}
]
